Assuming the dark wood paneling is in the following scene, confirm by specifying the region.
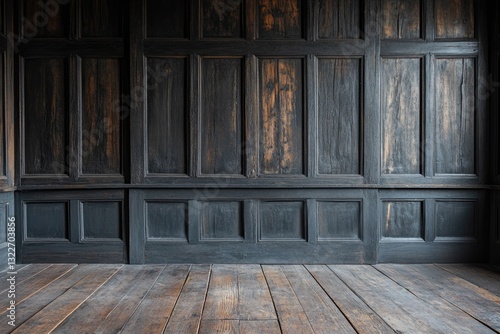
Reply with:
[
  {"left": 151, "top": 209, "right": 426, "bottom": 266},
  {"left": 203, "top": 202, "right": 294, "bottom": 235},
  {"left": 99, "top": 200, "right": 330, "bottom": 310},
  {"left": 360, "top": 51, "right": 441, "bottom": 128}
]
[
  {"left": 25, "top": 202, "right": 69, "bottom": 241},
  {"left": 201, "top": 58, "right": 243, "bottom": 175},
  {"left": 23, "top": 0, "right": 70, "bottom": 38},
  {"left": 82, "top": 201, "right": 122, "bottom": 240},
  {"left": 24, "top": 58, "right": 68, "bottom": 175},
  {"left": 201, "top": 201, "right": 243, "bottom": 241},
  {"left": 146, "top": 202, "right": 187, "bottom": 241},
  {"left": 260, "top": 202, "right": 304, "bottom": 240},
  {"left": 435, "top": 58, "right": 475, "bottom": 175},
  {"left": 259, "top": 58, "right": 304, "bottom": 175},
  {"left": 318, "top": 0, "right": 361, "bottom": 39},
  {"left": 147, "top": 57, "right": 187, "bottom": 175},
  {"left": 317, "top": 201, "right": 361, "bottom": 240},
  {"left": 435, "top": 201, "right": 476, "bottom": 240},
  {"left": 81, "top": 0, "right": 123, "bottom": 38},
  {"left": 0, "top": 201, "right": 7, "bottom": 245},
  {"left": 0, "top": 0, "right": 3, "bottom": 34},
  {"left": 381, "top": 0, "right": 420, "bottom": 39},
  {"left": 382, "top": 201, "right": 423, "bottom": 239},
  {"left": 317, "top": 58, "right": 360, "bottom": 175},
  {"left": 258, "top": 0, "right": 303, "bottom": 39},
  {"left": 381, "top": 58, "right": 421, "bottom": 175},
  {"left": 435, "top": 0, "right": 474, "bottom": 39},
  {"left": 146, "top": 0, "right": 188, "bottom": 38},
  {"left": 0, "top": 53, "right": 3, "bottom": 177},
  {"left": 202, "top": 0, "right": 243, "bottom": 38},
  {"left": 82, "top": 58, "right": 122, "bottom": 175}
]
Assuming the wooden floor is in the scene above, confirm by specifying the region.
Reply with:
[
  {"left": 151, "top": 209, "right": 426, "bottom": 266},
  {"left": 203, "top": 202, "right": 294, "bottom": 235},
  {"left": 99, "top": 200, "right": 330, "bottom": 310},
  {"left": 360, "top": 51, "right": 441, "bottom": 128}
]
[{"left": 0, "top": 264, "right": 499, "bottom": 334}]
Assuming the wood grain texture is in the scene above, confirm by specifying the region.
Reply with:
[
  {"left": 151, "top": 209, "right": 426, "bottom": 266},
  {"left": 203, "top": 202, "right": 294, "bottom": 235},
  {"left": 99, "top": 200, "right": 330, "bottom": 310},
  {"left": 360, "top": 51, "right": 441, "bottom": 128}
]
[
  {"left": 81, "top": 0, "right": 123, "bottom": 38},
  {"left": 382, "top": 58, "right": 421, "bottom": 175},
  {"left": 146, "top": 0, "right": 188, "bottom": 38},
  {"left": 318, "top": 0, "right": 361, "bottom": 39},
  {"left": 203, "top": 264, "right": 240, "bottom": 320},
  {"left": 435, "top": 0, "right": 474, "bottom": 39},
  {"left": 147, "top": 57, "right": 187, "bottom": 175},
  {"left": 382, "top": 201, "right": 423, "bottom": 239},
  {"left": 82, "top": 58, "right": 122, "bottom": 175},
  {"left": 0, "top": 53, "right": 4, "bottom": 177},
  {"left": 146, "top": 202, "right": 187, "bottom": 241},
  {"left": 201, "top": 202, "right": 243, "bottom": 240},
  {"left": 381, "top": 0, "right": 421, "bottom": 39},
  {"left": 317, "top": 201, "right": 360, "bottom": 240},
  {"left": 260, "top": 201, "right": 304, "bottom": 240},
  {"left": 25, "top": 202, "right": 69, "bottom": 240},
  {"left": 23, "top": 0, "right": 69, "bottom": 38},
  {"left": 202, "top": 0, "right": 243, "bottom": 38},
  {"left": 201, "top": 58, "right": 243, "bottom": 175},
  {"left": 435, "top": 58, "right": 475, "bottom": 175},
  {"left": 82, "top": 201, "right": 122, "bottom": 240},
  {"left": 435, "top": 201, "right": 476, "bottom": 239},
  {"left": 258, "top": 0, "right": 303, "bottom": 39},
  {"left": 259, "top": 58, "right": 304, "bottom": 175},
  {"left": 436, "top": 264, "right": 500, "bottom": 296},
  {"left": 318, "top": 58, "right": 360, "bottom": 175},
  {"left": 24, "top": 58, "right": 68, "bottom": 175}
]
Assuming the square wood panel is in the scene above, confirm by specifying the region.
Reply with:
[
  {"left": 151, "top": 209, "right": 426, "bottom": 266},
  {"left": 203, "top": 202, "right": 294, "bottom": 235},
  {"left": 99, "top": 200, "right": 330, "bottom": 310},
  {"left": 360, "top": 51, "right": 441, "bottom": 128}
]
[{"left": 260, "top": 202, "right": 305, "bottom": 241}]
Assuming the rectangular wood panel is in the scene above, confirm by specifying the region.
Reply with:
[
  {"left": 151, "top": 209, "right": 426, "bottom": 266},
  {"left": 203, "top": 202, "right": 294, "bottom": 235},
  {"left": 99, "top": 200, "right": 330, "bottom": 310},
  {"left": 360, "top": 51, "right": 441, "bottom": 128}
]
[
  {"left": 382, "top": 201, "right": 423, "bottom": 239},
  {"left": 23, "top": 0, "right": 69, "bottom": 38},
  {"left": 25, "top": 202, "right": 69, "bottom": 241},
  {"left": 82, "top": 202, "right": 122, "bottom": 240},
  {"left": 435, "top": 201, "right": 476, "bottom": 240},
  {"left": 435, "top": 58, "right": 475, "bottom": 175},
  {"left": 81, "top": 0, "right": 123, "bottom": 38},
  {"left": 381, "top": 0, "right": 421, "bottom": 39},
  {"left": 146, "top": 202, "right": 187, "bottom": 241},
  {"left": 318, "top": 58, "right": 360, "bottom": 175},
  {"left": 259, "top": 58, "right": 304, "bottom": 175},
  {"left": 82, "top": 58, "right": 122, "bottom": 175},
  {"left": 382, "top": 58, "right": 421, "bottom": 175},
  {"left": 260, "top": 202, "right": 304, "bottom": 240},
  {"left": 258, "top": 0, "right": 303, "bottom": 39},
  {"left": 201, "top": 58, "right": 243, "bottom": 175},
  {"left": 202, "top": 0, "right": 243, "bottom": 38},
  {"left": 435, "top": 0, "right": 474, "bottom": 39},
  {"left": 146, "top": 0, "right": 188, "bottom": 38},
  {"left": 317, "top": 201, "right": 361, "bottom": 240},
  {"left": 24, "top": 58, "right": 68, "bottom": 175},
  {"left": 147, "top": 57, "right": 187, "bottom": 175},
  {"left": 201, "top": 202, "right": 243, "bottom": 240},
  {"left": 318, "top": 0, "right": 361, "bottom": 39}
]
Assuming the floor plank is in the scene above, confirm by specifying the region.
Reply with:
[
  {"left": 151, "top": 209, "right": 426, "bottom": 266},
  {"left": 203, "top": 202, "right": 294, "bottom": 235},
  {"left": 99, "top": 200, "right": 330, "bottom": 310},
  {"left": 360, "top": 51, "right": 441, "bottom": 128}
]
[
  {"left": 239, "top": 320, "right": 281, "bottom": 334},
  {"left": 0, "top": 264, "right": 53, "bottom": 293},
  {"left": 436, "top": 264, "right": 500, "bottom": 296},
  {"left": 203, "top": 264, "right": 239, "bottom": 320},
  {"left": 198, "top": 320, "right": 282, "bottom": 334},
  {"left": 237, "top": 265, "right": 276, "bottom": 321},
  {"left": 199, "top": 320, "right": 239, "bottom": 334}
]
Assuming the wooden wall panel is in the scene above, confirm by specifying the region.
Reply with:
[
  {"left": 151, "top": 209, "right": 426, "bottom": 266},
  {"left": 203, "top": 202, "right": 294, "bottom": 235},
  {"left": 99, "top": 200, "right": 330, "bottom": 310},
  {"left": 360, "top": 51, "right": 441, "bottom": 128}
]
[
  {"left": 259, "top": 58, "right": 304, "bottom": 175},
  {"left": 382, "top": 201, "right": 423, "bottom": 239},
  {"left": 260, "top": 202, "right": 304, "bottom": 240},
  {"left": 317, "top": 201, "right": 361, "bottom": 240},
  {"left": 202, "top": 0, "right": 243, "bottom": 38},
  {"left": 382, "top": 58, "right": 421, "bottom": 175},
  {"left": 435, "top": 0, "right": 474, "bottom": 39},
  {"left": 435, "top": 58, "right": 475, "bottom": 175},
  {"left": 81, "top": 0, "right": 123, "bottom": 38},
  {"left": 318, "top": 0, "right": 361, "bottom": 39},
  {"left": 0, "top": 202, "right": 7, "bottom": 246},
  {"left": 23, "top": 0, "right": 69, "bottom": 38},
  {"left": 146, "top": 0, "right": 188, "bottom": 38},
  {"left": 147, "top": 57, "right": 187, "bottom": 175},
  {"left": 82, "top": 202, "right": 122, "bottom": 240},
  {"left": 25, "top": 202, "right": 69, "bottom": 240},
  {"left": 258, "top": 0, "right": 303, "bottom": 39},
  {"left": 146, "top": 202, "right": 187, "bottom": 241},
  {"left": 0, "top": 53, "right": 3, "bottom": 177},
  {"left": 381, "top": 0, "right": 421, "bottom": 39},
  {"left": 201, "top": 202, "right": 243, "bottom": 240},
  {"left": 317, "top": 58, "right": 360, "bottom": 175},
  {"left": 24, "top": 58, "right": 68, "bottom": 175},
  {"left": 201, "top": 58, "right": 243, "bottom": 175},
  {"left": 82, "top": 58, "right": 122, "bottom": 175},
  {"left": 435, "top": 201, "right": 476, "bottom": 240}
]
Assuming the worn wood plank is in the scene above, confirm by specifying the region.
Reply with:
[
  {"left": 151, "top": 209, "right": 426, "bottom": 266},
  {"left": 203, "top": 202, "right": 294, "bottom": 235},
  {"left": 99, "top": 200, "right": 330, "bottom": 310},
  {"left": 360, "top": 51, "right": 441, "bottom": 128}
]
[
  {"left": 262, "top": 265, "right": 314, "bottom": 333},
  {"left": 202, "top": 0, "right": 243, "bottom": 38},
  {"left": 318, "top": 0, "right": 361, "bottom": 39},
  {"left": 239, "top": 320, "right": 281, "bottom": 333},
  {"left": 203, "top": 264, "right": 239, "bottom": 320},
  {"left": 436, "top": 264, "right": 500, "bottom": 296},
  {"left": 381, "top": 0, "right": 421, "bottom": 39},
  {"left": 198, "top": 320, "right": 281, "bottom": 334},
  {"left": 0, "top": 264, "right": 52, "bottom": 293},
  {"left": 162, "top": 265, "right": 211, "bottom": 333},
  {"left": 199, "top": 320, "right": 239, "bottom": 334},
  {"left": 119, "top": 265, "right": 191, "bottom": 333},
  {"left": 435, "top": 0, "right": 474, "bottom": 39},
  {"left": 237, "top": 265, "right": 276, "bottom": 320},
  {"left": 258, "top": 0, "right": 302, "bottom": 39}
]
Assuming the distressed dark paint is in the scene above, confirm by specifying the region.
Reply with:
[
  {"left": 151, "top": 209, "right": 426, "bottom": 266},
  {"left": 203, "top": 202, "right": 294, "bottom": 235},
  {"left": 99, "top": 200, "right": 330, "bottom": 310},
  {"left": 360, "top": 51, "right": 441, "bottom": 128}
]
[{"left": 381, "top": 0, "right": 421, "bottom": 39}]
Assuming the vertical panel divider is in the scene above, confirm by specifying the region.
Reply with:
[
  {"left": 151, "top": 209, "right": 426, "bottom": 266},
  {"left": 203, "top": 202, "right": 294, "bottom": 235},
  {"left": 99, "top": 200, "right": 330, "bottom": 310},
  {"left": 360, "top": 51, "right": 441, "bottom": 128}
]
[
  {"left": 5, "top": 0, "right": 14, "bottom": 188},
  {"left": 190, "top": 0, "right": 200, "bottom": 41},
  {"left": 245, "top": 55, "right": 258, "bottom": 178},
  {"left": 425, "top": 53, "right": 435, "bottom": 178},
  {"left": 69, "top": 199, "right": 80, "bottom": 243},
  {"left": 476, "top": 0, "right": 488, "bottom": 183},
  {"left": 243, "top": 200, "right": 257, "bottom": 243},
  {"left": 69, "top": 54, "right": 81, "bottom": 180},
  {"left": 306, "top": 0, "right": 315, "bottom": 41},
  {"left": 424, "top": 198, "right": 435, "bottom": 242},
  {"left": 424, "top": 0, "right": 434, "bottom": 41},
  {"left": 307, "top": 55, "right": 317, "bottom": 178},
  {"left": 71, "top": 0, "right": 80, "bottom": 40},
  {"left": 306, "top": 199, "right": 317, "bottom": 244},
  {"left": 190, "top": 54, "right": 201, "bottom": 177},
  {"left": 129, "top": 189, "right": 145, "bottom": 264},
  {"left": 188, "top": 199, "right": 200, "bottom": 244},
  {"left": 364, "top": 189, "right": 378, "bottom": 263},
  {"left": 246, "top": 0, "right": 257, "bottom": 40}
]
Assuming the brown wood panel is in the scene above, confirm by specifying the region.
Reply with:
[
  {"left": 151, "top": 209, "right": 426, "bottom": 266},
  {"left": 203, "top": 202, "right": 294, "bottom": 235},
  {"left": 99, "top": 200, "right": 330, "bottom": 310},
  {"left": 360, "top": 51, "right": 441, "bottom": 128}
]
[
  {"left": 201, "top": 202, "right": 243, "bottom": 240},
  {"left": 82, "top": 58, "right": 122, "bottom": 175},
  {"left": 25, "top": 202, "right": 69, "bottom": 241},
  {"left": 435, "top": 0, "right": 474, "bottom": 39},
  {"left": 317, "top": 201, "right": 361, "bottom": 240},
  {"left": 80, "top": 0, "right": 123, "bottom": 38},
  {"left": 82, "top": 201, "right": 122, "bottom": 240},
  {"left": 201, "top": 58, "right": 243, "bottom": 175},
  {"left": 147, "top": 57, "right": 187, "bottom": 175},
  {"left": 435, "top": 58, "right": 475, "bottom": 175},
  {"left": 259, "top": 58, "right": 304, "bottom": 175},
  {"left": 382, "top": 58, "right": 421, "bottom": 175},
  {"left": 258, "top": 0, "right": 303, "bottom": 39},
  {"left": 381, "top": 0, "right": 421, "bottom": 39},
  {"left": 382, "top": 201, "right": 423, "bottom": 239},
  {"left": 146, "top": 202, "right": 187, "bottom": 241},
  {"left": 202, "top": 0, "right": 243, "bottom": 38},
  {"left": 318, "top": 58, "right": 360, "bottom": 175},
  {"left": 24, "top": 58, "right": 68, "bottom": 175},
  {"left": 318, "top": 0, "right": 361, "bottom": 39},
  {"left": 23, "top": 0, "right": 70, "bottom": 38},
  {"left": 146, "top": 0, "right": 188, "bottom": 38},
  {"left": 260, "top": 201, "right": 304, "bottom": 240},
  {"left": 435, "top": 201, "right": 476, "bottom": 240}
]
